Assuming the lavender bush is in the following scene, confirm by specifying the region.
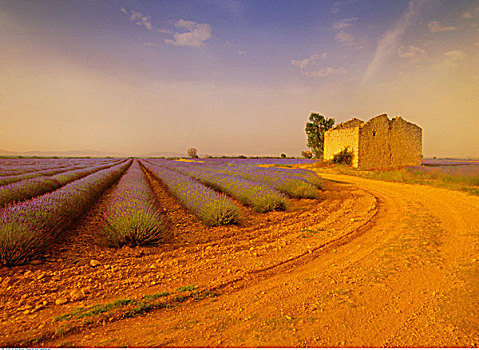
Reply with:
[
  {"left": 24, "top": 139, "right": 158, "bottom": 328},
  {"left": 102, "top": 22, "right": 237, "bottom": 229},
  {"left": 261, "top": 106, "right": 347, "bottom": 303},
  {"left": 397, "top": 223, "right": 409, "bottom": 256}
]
[
  {"left": 0, "top": 160, "right": 131, "bottom": 266},
  {"left": 0, "top": 158, "right": 114, "bottom": 176},
  {"left": 201, "top": 158, "right": 317, "bottom": 166},
  {"left": 101, "top": 161, "right": 167, "bottom": 247},
  {"left": 0, "top": 161, "right": 122, "bottom": 207},
  {"left": 172, "top": 166, "right": 288, "bottom": 212},
  {"left": 0, "top": 160, "right": 116, "bottom": 186},
  {"left": 142, "top": 161, "right": 241, "bottom": 226},
  {"left": 148, "top": 159, "right": 322, "bottom": 198},
  {"left": 196, "top": 164, "right": 320, "bottom": 199}
]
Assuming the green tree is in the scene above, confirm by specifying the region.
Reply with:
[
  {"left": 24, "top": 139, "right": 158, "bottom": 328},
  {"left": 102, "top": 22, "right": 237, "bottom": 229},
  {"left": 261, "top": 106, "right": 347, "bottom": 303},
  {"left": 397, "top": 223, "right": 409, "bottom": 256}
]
[{"left": 305, "top": 113, "right": 335, "bottom": 159}]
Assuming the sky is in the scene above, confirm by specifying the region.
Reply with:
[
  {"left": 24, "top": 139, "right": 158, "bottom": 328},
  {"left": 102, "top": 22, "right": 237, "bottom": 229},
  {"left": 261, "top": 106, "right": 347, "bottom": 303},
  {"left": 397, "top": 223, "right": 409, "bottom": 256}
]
[{"left": 0, "top": 0, "right": 478, "bottom": 158}]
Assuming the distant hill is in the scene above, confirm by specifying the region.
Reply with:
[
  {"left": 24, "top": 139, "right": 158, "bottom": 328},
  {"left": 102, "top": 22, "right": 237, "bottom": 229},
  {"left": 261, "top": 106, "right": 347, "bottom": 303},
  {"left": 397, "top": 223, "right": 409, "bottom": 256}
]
[{"left": 0, "top": 149, "right": 127, "bottom": 157}]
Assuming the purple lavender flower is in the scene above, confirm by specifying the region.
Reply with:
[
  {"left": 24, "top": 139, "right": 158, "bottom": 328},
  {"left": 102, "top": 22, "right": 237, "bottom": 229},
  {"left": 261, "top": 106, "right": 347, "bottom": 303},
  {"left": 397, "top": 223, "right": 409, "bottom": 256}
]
[
  {"left": 0, "top": 160, "right": 131, "bottom": 266},
  {"left": 142, "top": 161, "right": 241, "bottom": 226},
  {"left": 148, "top": 159, "right": 320, "bottom": 199},
  {"left": 101, "top": 161, "right": 167, "bottom": 247},
  {"left": 162, "top": 165, "right": 288, "bottom": 212},
  {"left": 0, "top": 160, "right": 123, "bottom": 207},
  {"left": 0, "top": 160, "right": 115, "bottom": 186}
]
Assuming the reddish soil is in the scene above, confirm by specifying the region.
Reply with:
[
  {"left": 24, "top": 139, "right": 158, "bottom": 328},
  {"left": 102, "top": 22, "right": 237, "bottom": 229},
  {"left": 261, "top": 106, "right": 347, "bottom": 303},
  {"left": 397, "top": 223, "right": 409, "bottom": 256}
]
[{"left": 1, "top": 168, "right": 478, "bottom": 347}]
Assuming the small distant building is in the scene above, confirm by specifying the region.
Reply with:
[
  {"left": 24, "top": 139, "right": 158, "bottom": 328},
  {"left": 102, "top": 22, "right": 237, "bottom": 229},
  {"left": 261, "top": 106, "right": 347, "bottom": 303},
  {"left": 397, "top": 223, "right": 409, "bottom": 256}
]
[{"left": 323, "top": 114, "right": 422, "bottom": 169}]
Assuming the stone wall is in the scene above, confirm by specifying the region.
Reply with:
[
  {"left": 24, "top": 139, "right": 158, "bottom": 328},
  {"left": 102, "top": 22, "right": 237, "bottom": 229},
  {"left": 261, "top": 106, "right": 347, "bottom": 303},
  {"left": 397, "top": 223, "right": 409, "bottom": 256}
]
[
  {"left": 358, "top": 114, "right": 393, "bottom": 169},
  {"left": 389, "top": 117, "right": 422, "bottom": 167},
  {"left": 333, "top": 118, "right": 364, "bottom": 130},
  {"left": 323, "top": 113, "right": 422, "bottom": 169},
  {"left": 324, "top": 125, "right": 360, "bottom": 167},
  {"left": 358, "top": 114, "right": 422, "bottom": 169}
]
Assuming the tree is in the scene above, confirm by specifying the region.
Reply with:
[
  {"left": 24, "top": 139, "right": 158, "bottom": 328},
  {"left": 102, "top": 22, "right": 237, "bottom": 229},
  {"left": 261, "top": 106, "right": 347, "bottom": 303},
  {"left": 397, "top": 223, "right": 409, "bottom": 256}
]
[
  {"left": 187, "top": 147, "right": 198, "bottom": 158},
  {"left": 305, "top": 113, "right": 335, "bottom": 159},
  {"left": 301, "top": 150, "right": 312, "bottom": 159},
  {"left": 280, "top": 153, "right": 287, "bottom": 159}
]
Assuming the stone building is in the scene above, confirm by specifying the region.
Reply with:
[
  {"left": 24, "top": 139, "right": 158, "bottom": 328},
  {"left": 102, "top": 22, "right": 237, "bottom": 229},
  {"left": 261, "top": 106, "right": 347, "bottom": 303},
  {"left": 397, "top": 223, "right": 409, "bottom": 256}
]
[{"left": 323, "top": 114, "right": 422, "bottom": 169}]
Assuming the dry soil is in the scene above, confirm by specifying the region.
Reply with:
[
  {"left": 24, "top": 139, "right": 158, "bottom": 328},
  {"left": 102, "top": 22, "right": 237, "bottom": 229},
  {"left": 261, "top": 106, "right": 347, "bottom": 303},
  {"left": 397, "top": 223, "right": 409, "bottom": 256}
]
[{"left": 0, "top": 169, "right": 478, "bottom": 347}]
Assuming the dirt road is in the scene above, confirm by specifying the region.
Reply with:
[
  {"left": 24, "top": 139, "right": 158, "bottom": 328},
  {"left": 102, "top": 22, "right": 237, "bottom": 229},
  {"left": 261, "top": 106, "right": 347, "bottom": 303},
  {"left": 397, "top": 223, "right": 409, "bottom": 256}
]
[{"left": 2, "top": 173, "right": 478, "bottom": 347}]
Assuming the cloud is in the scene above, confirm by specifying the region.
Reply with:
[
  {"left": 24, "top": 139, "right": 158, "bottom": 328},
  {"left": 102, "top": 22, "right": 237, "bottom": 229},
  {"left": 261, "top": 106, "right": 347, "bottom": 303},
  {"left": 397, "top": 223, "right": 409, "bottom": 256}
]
[
  {"left": 444, "top": 50, "right": 466, "bottom": 64},
  {"left": 335, "top": 30, "right": 355, "bottom": 45},
  {"left": 291, "top": 53, "right": 345, "bottom": 78},
  {"left": 363, "top": 0, "right": 428, "bottom": 82},
  {"left": 164, "top": 20, "right": 212, "bottom": 47},
  {"left": 330, "top": 1, "right": 347, "bottom": 14},
  {"left": 428, "top": 21, "right": 455, "bottom": 33},
  {"left": 398, "top": 45, "right": 426, "bottom": 61},
  {"left": 332, "top": 17, "right": 358, "bottom": 46},
  {"left": 130, "top": 10, "right": 152, "bottom": 30},
  {"left": 461, "top": 7, "right": 479, "bottom": 19},
  {"left": 332, "top": 17, "right": 358, "bottom": 30},
  {"left": 209, "top": 0, "right": 244, "bottom": 18},
  {"left": 121, "top": 8, "right": 153, "bottom": 31}
]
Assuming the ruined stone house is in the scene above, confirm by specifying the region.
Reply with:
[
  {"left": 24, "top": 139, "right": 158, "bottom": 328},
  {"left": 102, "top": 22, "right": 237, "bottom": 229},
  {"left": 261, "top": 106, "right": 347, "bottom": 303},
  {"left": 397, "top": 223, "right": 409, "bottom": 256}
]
[{"left": 323, "top": 114, "right": 422, "bottom": 169}]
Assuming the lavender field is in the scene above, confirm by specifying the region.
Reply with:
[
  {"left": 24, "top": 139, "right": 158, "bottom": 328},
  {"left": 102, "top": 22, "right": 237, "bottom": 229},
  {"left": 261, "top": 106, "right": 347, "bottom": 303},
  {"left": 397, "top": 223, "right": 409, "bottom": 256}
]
[{"left": 0, "top": 157, "right": 323, "bottom": 266}]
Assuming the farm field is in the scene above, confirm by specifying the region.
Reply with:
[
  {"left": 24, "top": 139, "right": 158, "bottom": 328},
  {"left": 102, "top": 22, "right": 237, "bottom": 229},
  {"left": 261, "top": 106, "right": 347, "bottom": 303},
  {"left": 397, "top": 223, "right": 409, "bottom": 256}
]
[
  {"left": 0, "top": 157, "right": 478, "bottom": 347},
  {"left": 306, "top": 158, "right": 479, "bottom": 196}
]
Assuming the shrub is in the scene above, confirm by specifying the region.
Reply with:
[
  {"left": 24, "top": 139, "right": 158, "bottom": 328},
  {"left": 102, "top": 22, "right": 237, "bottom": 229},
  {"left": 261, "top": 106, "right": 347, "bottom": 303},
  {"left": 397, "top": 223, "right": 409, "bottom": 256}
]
[
  {"left": 101, "top": 161, "right": 167, "bottom": 247},
  {"left": 301, "top": 150, "right": 312, "bottom": 159},
  {"left": 174, "top": 167, "right": 288, "bottom": 213},
  {"left": 142, "top": 162, "right": 242, "bottom": 226},
  {"left": 0, "top": 161, "right": 121, "bottom": 208},
  {"left": 0, "top": 161, "right": 131, "bottom": 266},
  {"left": 333, "top": 147, "right": 353, "bottom": 165},
  {"left": 187, "top": 147, "right": 198, "bottom": 158}
]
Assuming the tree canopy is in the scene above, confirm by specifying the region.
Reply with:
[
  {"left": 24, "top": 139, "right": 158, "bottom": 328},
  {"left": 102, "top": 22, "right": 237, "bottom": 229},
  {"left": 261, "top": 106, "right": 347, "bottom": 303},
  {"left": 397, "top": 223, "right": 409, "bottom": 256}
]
[
  {"left": 305, "top": 113, "right": 335, "bottom": 159},
  {"left": 187, "top": 147, "right": 198, "bottom": 158}
]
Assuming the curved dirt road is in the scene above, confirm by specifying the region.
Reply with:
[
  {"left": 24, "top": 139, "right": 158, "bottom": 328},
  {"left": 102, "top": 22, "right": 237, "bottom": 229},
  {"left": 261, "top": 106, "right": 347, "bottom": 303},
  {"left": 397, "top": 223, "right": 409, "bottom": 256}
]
[{"left": 5, "top": 174, "right": 479, "bottom": 347}]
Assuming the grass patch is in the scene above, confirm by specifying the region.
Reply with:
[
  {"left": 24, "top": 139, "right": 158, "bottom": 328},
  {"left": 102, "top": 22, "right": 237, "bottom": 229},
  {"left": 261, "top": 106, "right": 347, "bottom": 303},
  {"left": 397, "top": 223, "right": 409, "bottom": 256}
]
[
  {"left": 142, "top": 291, "right": 170, "bottom": 301},
  {"left": 54, "top": 299, "right": 133, "bottom": 321},
  {"left": 301, "top": 228, "right": 325, "bottom": 234},
  {"left": 52, "top": 284, "right": 220, "bottom": 344},
  {"left": 121, "top": 301, "right": 170, "bottom": 319},
  {"left": 312, "top": 163, "right": 479, "bottom": 196},
  {"left": 193, "top": 291, "right": 219, "bottom": 301},
  {"left": 176, "top": 284, "right": 198, "bottom": 292}
]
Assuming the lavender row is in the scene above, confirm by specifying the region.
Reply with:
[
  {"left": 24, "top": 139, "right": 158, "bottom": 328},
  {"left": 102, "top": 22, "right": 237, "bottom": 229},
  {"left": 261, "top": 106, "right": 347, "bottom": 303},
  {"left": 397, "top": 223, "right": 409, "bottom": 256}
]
[
  {"left": 0, "top": 160, "right": 73, "bottom": 176},
  {"left": 149, "top": 159, "right": 321, "bottom": 199},
  {"left": 0, "top": 158, "right": 116, "bottom": 177},
  {"left": 0, "top": 161, "right": 131, "bottom": 266},
  {"left": 209, "top": 165, "right": 320, "bottom": 198},
  {"left": 167, "top": 165, "right": 288, "bottom": 213},
  {"left": 200, "top": 158, "right": 317, "bottom": 166},
  {"left": 0, "top": 164, "right": 73, "bottom": 180},
  {"left": 260, "top": 166, "right": 323, "bottom": 189},
  {"left": 142, "top": 162, "right": 241, "bottom": 226},
  {"left": 101, "top": 161, "right": 167, "bottom": 247},
  {"left": 0, "top": 160, "right": 124, "bottom": 208},
  {"left": 0, "top": 162, "right": 116, "bottom": 186},
  {"left": 408, "top": 164, "right": 479, "bottom": 177},
  {"left": 149, "top": 159, "right": 323, "bottom": 189}
]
